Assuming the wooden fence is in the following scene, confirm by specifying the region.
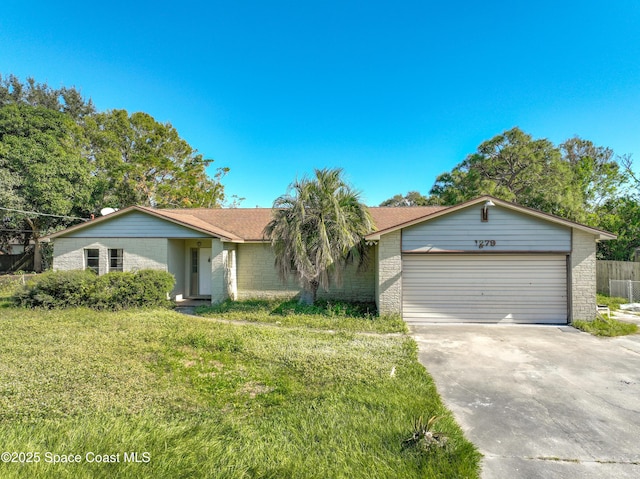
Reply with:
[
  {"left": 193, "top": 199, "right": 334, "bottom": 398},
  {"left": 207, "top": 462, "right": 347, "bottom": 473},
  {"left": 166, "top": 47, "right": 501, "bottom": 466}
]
[
  {"left": 596, "top": 260, "right": 640, "bottom": 294},
  {"left": 0, "top": 252, "right": 34, "bottom": 274}
]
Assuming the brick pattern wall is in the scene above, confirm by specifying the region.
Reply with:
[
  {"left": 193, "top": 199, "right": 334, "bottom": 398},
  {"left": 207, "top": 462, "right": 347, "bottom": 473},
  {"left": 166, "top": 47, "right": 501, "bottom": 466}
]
[
  {"left": 236, "top": 243, "right": 375, "bottom": 302},
  {"left": 571, "top": 229, "right": 597, "bottom": 321},
  {"left": 53, "top": 237, "right": 168, "bottom": 275},
  {"left": 318, "top": 246, "right": 375, "bottom": 302},
  {"left": 210, "top": 239, "right": 226, "bottom": 303},
  {"left": 236, "top": 243, "right": 299, "bottom": 299},
  {"left": 376, "top": 231, "right": 402, "bottom": 315},
  {"left": 224, "top": 244, "right": 238, "bottom": 300}
]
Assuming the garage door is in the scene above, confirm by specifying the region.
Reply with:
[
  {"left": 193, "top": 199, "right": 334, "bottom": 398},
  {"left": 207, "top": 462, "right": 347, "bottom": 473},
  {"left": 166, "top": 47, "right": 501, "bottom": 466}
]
[{"left": 402, "top": 254, "right": 567, "bottom": 324}]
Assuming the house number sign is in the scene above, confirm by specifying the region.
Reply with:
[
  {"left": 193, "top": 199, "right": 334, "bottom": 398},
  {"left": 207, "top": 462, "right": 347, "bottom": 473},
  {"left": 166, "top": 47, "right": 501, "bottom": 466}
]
[{"left": 474, "top": 240, "right": 496, "bottom": 249}]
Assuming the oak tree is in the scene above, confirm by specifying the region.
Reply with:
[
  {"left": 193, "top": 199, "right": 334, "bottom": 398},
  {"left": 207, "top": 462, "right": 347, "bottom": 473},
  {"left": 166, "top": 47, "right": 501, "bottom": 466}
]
[
  {"left": 86, "top": 109, "right": 227, "bottom": 209},
  {"left": 0, "top": 104, "right": 93, "bottom": 270}
]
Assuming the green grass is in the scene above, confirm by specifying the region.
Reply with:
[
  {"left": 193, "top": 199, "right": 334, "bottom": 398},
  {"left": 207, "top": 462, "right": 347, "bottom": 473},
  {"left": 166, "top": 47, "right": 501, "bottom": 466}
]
[
  {"left": 0, "top": 275, "right": 23, "bottom": 308},
  {"left": 196, "top": 298, "right": 407, "bottom": 334},
  {"left": 596, "top": 293, "right": 629, "bottom": 312},
  {"left": 0, "top": 307, "right": 480, "bottom": 478},
  {"left": 573, "top": 315, "right": 638, "bottom": 337}
]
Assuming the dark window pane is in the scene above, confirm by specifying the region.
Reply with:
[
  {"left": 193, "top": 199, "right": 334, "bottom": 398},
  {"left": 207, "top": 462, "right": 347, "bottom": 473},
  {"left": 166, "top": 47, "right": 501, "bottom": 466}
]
[
  {"left": 109, "top": 249, "right": 123, "bottom": 272},
  {"left": 86, "top": 249, "right": 99, "bottom": 273}
]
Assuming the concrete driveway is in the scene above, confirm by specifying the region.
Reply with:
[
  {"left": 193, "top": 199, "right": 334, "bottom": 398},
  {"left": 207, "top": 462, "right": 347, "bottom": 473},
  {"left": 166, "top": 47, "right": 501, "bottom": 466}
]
[{"left": 411, "top": 324, "right": 640, "bottom": 479}]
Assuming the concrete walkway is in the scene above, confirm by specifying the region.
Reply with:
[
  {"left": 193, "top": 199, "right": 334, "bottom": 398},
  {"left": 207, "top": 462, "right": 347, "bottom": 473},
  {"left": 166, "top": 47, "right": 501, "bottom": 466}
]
[
  {"left": 411, "top": 324, "right": 640, "bottom": 479},
  {"left": 614, "top": 309, "right": 640, "bottom": 326},
  {"left": 174, "top": 299, "right": 211, "bottom": 316}
]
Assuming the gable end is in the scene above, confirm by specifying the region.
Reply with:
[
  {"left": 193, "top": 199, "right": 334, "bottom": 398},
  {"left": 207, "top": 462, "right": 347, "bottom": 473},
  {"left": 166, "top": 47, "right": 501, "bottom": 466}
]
[{"left": 60, "top": 211, "right": 213, "bottom": 239}]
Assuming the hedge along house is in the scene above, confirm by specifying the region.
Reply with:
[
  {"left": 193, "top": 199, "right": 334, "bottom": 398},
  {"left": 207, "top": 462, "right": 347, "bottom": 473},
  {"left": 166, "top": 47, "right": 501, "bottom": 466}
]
[{"left": 45, "top": 196, "right": 615, "bottom": 324}]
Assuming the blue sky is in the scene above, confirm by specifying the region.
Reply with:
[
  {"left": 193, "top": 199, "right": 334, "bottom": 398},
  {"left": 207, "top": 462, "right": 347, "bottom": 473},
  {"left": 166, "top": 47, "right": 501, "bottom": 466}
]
[{"left": 2, "top": 1, "right": 639, "bottom": 207}]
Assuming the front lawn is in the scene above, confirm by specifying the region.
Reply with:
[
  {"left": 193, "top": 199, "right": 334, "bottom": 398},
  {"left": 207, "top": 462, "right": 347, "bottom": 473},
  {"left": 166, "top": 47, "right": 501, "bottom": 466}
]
[
  {"left": 0, "top": 275, "right": 22, "bottom": 308},
  {"left": 0, "top": 307, "right": 480, "bottom": 478},
  {"left": 197, "top": 298, "right": 407, "bottom": 334}
]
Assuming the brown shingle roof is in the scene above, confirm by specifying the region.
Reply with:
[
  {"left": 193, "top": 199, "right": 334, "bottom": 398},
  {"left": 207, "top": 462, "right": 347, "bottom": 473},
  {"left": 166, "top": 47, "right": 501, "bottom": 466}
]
[
  {"left": 153, "top": 206, "right": 447, "bottom": 242},
  {"left": 142, "top": 207, "right": 244, "bottom": 241},
  {"left": 368, "top": 206, "right": 446, "bottom": 232},
  {"left": 155, "top": 207, "right": 273, "bottom": 241}
]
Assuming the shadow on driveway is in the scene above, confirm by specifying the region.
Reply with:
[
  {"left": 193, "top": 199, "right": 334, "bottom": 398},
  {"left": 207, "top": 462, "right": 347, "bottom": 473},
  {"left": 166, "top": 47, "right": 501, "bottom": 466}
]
[{"left": 411, "top": 324, "right": 640, "bottom": 479}]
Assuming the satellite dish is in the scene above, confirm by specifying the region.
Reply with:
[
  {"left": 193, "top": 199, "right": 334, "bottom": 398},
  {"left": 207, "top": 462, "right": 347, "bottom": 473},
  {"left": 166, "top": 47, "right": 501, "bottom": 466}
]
[{"left": 100, "top": 207, "right": 118, "bottom": 216}]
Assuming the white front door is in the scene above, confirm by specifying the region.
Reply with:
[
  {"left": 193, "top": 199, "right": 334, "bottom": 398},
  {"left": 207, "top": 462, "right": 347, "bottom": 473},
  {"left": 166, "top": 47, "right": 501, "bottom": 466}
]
[{"left": 198, "top": 248, "right": 212, "bottom": 296}]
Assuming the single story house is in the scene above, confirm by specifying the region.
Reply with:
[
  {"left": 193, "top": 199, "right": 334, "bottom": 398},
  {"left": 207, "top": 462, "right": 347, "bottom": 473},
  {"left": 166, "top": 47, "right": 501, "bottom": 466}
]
[{"left": 45, "top": 196, "right": 615, "bottom": 324}]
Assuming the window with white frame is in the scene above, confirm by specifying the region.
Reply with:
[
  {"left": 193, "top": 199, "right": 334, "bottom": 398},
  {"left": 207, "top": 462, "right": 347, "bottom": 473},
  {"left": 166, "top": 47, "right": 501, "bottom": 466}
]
[
  {"left": 85, "top": 249, "right": 99, "bottom": 273},
  {"left": 109, "top": 249, "right": 123, "bottom": 272}
]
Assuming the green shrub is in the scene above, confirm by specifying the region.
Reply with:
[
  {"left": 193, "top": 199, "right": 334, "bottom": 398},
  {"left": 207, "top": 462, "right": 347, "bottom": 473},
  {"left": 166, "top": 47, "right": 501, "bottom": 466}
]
[
  {"left": 132, "top": 269, "right": 176, "bottom": 307},
  {"left": 13, "top": 270, "right": 175, "bottom": 310},
  {"left": 13, "top": 270, "right": 96, "bottom": 308},
  {"left": 92, "top": 272, "right": 139, "bottom": 310}
]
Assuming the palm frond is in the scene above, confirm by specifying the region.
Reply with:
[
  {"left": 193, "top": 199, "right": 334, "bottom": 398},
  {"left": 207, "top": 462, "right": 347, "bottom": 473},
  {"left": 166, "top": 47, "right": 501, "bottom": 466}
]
[{"left": 262, "top": 168, "right": 373, "bottom": 303}]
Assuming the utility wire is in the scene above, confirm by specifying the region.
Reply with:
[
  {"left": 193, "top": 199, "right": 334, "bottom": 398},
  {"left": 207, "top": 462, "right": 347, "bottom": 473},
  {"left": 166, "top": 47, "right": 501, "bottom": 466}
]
[{"left": 0, "top": 206, "right": 90, "bottom": 222}]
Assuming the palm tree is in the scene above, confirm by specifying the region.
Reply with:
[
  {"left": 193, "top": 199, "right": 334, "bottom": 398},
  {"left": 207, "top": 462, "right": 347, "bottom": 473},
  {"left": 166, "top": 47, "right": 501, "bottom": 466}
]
[{"left": 264, "top": 168, "right": 374, "bottom": 304}]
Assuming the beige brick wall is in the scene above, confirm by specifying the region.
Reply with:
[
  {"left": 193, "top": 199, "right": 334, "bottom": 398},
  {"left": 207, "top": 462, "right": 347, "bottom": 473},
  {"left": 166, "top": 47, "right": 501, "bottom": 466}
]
[
  {"left": 236, "top": 243, "right": 375, "bottom": 302},
  {"left": 53, "top": 237, "right": 168, "bottom": 275},
  {"left": 316, "top": 245, "right": 375, "bottom": 302},
  {"left": 210, "top": 239, "right": 226, "bottom": 303},
  {"left": 376, "top": 231, "right": 402, "bottom": 315},
  {"left": 236, "top": 243, "right": 298, "bottom": 299},
  {"left": 571, "top": 229, "right": 597, "bottom": 321},
  {"left": 224, "top": 243, "right": 238, "bottom": 300}
]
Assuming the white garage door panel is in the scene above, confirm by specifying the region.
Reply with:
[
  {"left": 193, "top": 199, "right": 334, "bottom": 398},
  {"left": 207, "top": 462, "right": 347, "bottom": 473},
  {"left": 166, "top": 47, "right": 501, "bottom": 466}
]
[{"left": 402, "top": 255, "right": 567, "bottom": 324}]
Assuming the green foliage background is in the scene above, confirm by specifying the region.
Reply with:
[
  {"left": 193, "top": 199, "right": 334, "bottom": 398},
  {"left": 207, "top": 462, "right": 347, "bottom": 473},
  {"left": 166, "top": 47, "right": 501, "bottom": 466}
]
[{"left": 0, "top": 74, "right": 228, "bottom": 265}]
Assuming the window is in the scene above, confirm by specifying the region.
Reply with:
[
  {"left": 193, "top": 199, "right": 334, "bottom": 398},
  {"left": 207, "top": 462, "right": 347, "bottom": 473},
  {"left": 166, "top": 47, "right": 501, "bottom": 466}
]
[
  {"left": 109, "top": 249, "right": 123, "bottom": 272},
  {"left": 191, "top": 249, "right": 198, "bottom": 274},
  {"left": 85, "top": 249, "right": 99, "bottom": 273}
]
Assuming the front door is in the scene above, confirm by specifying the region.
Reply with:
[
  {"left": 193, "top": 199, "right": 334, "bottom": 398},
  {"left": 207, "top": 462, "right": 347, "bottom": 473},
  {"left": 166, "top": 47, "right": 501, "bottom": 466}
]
[
  {"left": 198, "top": 248, "right": 212, "bottom": 296},
  {"left": 190, "top": 248, "right": 212, "bottom": 297}
]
